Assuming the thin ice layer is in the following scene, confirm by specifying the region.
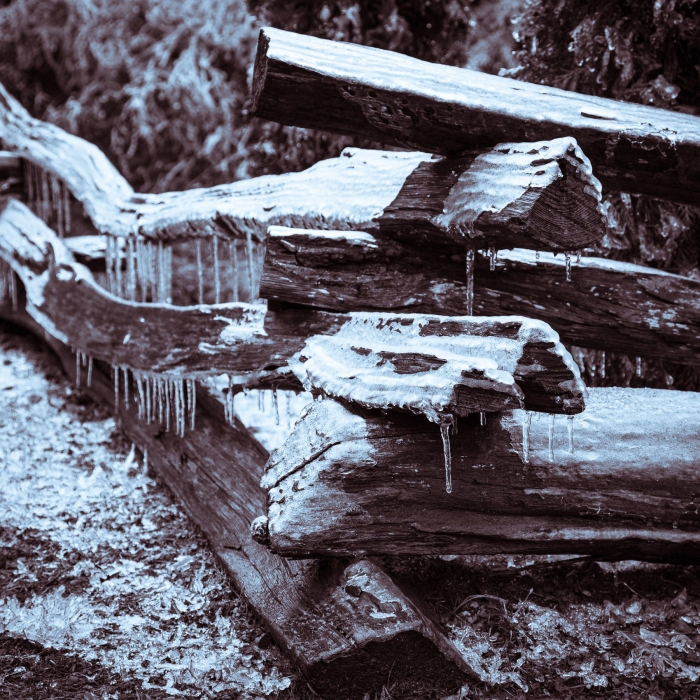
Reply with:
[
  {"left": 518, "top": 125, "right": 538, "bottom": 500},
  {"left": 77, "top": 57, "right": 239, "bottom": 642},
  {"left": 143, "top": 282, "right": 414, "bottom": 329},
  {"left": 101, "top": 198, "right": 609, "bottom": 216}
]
[{"left": 290, "top": 313, "right": 584, "bottom": 421}]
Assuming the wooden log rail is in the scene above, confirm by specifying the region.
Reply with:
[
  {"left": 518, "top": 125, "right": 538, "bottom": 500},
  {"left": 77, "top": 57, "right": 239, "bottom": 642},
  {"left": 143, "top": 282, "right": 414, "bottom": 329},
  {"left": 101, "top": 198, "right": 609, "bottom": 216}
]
[
  {"left": 0, "top": 200, "right": 584, "bottom": 417},
  {"left": 0, "top": 297, "right": 471, "bottom": 698},
  {"left": 259, "top": 393, "right": 700, "bottom": 562},
  {"left": 252, "top": 27, "right": 700, "bottom": 205},
  {"left": 0, "top": 76, "right": 605, "bottom": 253},
  {"left": 262, "top": 227, "right": 700, "bottom": 367}
]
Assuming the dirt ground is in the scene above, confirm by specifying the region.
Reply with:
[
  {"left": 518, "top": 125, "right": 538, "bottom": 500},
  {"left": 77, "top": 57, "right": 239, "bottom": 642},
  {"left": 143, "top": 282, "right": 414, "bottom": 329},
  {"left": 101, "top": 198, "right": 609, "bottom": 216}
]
[{"left": 2, "top": 321, "right": 700, "bottom": 700}]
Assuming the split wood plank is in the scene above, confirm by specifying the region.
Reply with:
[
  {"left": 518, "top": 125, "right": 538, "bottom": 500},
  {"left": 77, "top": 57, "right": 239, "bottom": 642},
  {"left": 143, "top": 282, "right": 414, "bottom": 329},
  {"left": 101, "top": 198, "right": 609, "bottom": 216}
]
[
  {"left": 260, "top": 392, "right": 700, "bottom": 562},
  {"left": 252, "top": 27, "right": 700, "bottom": 205},
  {"left": 0, "top": 201, "right": 585, "bottom": 413},
  {"left": 0, "top": 299, "right": 470, "bottom": 698},
  {"left": 261, "top": 227, "right": 700, "bottom": 366}
]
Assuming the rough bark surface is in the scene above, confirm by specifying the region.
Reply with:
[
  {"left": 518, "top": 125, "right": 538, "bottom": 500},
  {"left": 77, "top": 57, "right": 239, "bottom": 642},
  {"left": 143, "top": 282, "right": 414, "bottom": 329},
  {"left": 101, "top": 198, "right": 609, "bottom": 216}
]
[
  {"left": 262, "top": 228, "right": 700, "bottom": 366},
  {"left": 252, "top": 27, "right": 700, "bottom": 204},
  {"left": 261, "top": 392, "right": 700, "bottom": 561}
]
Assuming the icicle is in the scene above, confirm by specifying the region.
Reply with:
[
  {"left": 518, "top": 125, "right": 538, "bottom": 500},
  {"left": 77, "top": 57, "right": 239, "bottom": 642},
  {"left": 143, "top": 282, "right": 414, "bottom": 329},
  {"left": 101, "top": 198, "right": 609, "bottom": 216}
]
[
  {"left": 636, "top": 356, "right": 642, "bottom": 377},
  {"left": 213, "top": 236, "right": 221, "bottom": 304},
  {"left": 196, "top": 239, "right": 204, "bottom": 304},
  {"left": 465, "top": 248, "right": 475, "bottom": 315},
  {"left": 567, "top": 415, "right": 574, "bottom": 454},
  {"left": 439, "top": 416, "right": 453, "bottom": 494},
  {"left": 135, "top": 374, "right": 145, "bottom": 420},
  {"left": 113, "top": 365, "right": 119, "bottom": 407},
  {"left": 480, "top": 411, "right": 486, "bottom": 426},
  {"left": 115, "top": 237, "right": 123, "bottom": 298},
  {"left": 286, "top": 391, "right": 292, "bottom": 429},
  {"left": 522, "top": 411, "right": 532, "bottom": 464},
  {"left": 165, "top": 379, "right": 171, "bottom": 432},
  {"left": 230, "top": 241, "right": 239, "bottom": 303},
  {"left": 75, "top": 351, "right": 82, "bottom": 388},
  {"left": 273, "top": 388, "right": 279, "bottom": 425},
  {"left": 50, "top": 173, "right": 63, "bottom": 237},
  {"left": 600, "top": 351, "right": 606, "bottom": 379},
  {"left": 86, "top": 356, "right": 93, "bottom": 388},
  {"left": 548, "top": 414, "right": 555, "bottom": 462},
  {"left": 246, "top": 231, "right": 255, "bottom": 302},
  {"left": 188, "top": 378, "right": 196, "bottom": 431},
  {"left": 488, "top": 244, "right": 497, "bottom": 272},
  {"left": 157, "top": 377, "right": 164, "bottom": 425},
  {"left": 123, "top": 367, "right": 130, "bottom": 407},
  {"left": 127, "top": 236, "right": 136, "bottom": 300},
  {"left": 164, "top": 245, "right": 173, "bottom": 304},
  {"left": 62, "top": 180, "right": 71, "bottom": 235},
  {"left": 565, "top": 252, "right": 572, "bottom": 282},
  {"left": 145, "top": 376, "right": 152, "bottom": 424},
  {"left": 576, "top": 250, "right": 582, "bottom": 264},
  {"left": 136, "top": 237, "right": 147, "bottom": 302},
  {"left": 105, "top": 236, "right": 115, "bottom": 294},
  {"left": 177, "top": 379, "right": 186, "bottom": 437}
]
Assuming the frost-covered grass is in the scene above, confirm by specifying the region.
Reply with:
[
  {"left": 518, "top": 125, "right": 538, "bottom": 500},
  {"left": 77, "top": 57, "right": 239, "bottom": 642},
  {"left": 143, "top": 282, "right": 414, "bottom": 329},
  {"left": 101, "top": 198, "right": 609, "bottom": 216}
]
[{"left": 0, "top": 326, "right": 293, "bottom": 698}]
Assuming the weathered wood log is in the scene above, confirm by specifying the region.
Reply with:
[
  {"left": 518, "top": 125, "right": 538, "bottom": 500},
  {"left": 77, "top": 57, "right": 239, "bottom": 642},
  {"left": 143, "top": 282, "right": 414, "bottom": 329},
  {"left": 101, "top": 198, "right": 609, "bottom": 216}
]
[
  {"left": 262, "top": 227, "right": 700, "bottom": 367},
  {"left": 252, "top": 27, "right": 700, "bottom": 205},
  {"left": 0, "top": 81, "right": 604, "bottom": 250},
  {"left": 0, "top": 299, "right": 471, "bottom": 698},
  {"left": 292, "top": 313, "right": 585, "bottom": 416},
  {"left": 0, "top": 201, "right": 585, "bottom": 412},
  {"left": 260, "top": 392, "right": 700, "bottom": 561}
]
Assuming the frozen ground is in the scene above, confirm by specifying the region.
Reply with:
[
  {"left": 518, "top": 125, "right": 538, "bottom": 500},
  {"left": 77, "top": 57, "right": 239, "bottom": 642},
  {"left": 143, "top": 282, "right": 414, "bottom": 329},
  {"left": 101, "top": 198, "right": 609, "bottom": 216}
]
[{"left": 0, "top": 324, "right": 295, "bottom": 699}]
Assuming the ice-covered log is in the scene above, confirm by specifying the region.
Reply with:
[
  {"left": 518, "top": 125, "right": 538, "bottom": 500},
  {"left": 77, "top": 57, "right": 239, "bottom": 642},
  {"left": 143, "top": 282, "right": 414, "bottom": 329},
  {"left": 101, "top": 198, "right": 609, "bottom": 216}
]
[
  {"left": 0, "top": 300, "right": 471, "bottom": 698},
  {"left": 0, "top": 200, "right": 343, "bottom": 377},
  {"left": 262, "top": 228, "right": 700, "bottom": 366},
  {"left": 260, "top": 390, "right": 700, "bottom": 561},
  {"left": 0, "top": 81, "right": 604, "bottom": 251},
  {"left": 292, "top": 313, "right": 585, "bottom": 416},
  {"left": 252, "top": 27, "right": 700, "bottom": 205}
]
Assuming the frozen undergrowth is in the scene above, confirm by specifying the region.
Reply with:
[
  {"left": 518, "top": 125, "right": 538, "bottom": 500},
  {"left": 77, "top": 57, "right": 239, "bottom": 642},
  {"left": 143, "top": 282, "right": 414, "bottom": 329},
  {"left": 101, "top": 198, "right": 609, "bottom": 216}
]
[{"left": 0, "top": 330, "right": 291, "bottom": 697}]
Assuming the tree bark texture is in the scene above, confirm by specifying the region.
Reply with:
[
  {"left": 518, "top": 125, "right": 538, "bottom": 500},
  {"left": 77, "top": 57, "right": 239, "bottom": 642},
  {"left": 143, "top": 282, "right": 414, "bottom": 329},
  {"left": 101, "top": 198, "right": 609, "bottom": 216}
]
[
  {"left": 261, "top": 391, "right": 700, "bottom": 561},
  {"left": 252, "top": 27, "right": 700, "bottom": 205}
]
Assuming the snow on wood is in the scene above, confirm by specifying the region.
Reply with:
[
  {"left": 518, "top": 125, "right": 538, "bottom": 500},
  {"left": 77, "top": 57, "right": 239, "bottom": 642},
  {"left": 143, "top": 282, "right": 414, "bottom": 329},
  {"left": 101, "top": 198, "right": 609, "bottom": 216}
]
[
  {"left": 291, "top": 313, "right": 585, "bottom": 418},
  {"left": 252, "top": 27, "right": 700, "bottom": 204},
  {"left": 0, "top": 81, "right": 604, "bottom": 252},
  {"left": 262, "top": 228, "right": 700, "bottom": 366},
  {"left": 0, "top": 299, "right": 472, "bottom": 697},
  {"left": 260, "top": 389, "right": 700, "bottom": 560}
]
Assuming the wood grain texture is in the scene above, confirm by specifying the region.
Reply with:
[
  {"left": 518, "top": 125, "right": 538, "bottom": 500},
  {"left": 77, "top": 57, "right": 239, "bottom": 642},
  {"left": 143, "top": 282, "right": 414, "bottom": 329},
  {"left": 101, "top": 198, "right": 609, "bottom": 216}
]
[
  {"left": 261, "top": 227, "right": 700, "bottom": 366},
  {"left": 252, "top": 27, "right": 700, "bottom": 204},
  {"left": 0, "top": 299, "right": 471, "bottom": 698},
  {"left": 261, "top": 392, "right": 700, "bottom": 561}
]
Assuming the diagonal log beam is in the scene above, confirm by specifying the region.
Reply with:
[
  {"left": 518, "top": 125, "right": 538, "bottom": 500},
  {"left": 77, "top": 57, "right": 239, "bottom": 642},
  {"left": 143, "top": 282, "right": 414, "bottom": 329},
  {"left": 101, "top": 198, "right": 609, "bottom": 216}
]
[
  {"left": 261, "top": 227, "right": 700, "bottom": 367},
  {"left": 0, "top": 75, "right": 604, "bottom": 251},
  {"left": 259, "top": 393, "right": 700, "bottom": 562},
  {"left": 252, "top": 27, "right": 700, "bottom": 205},
  {"left": 0, "top": 300, "right": 471, "bottom": 699}
]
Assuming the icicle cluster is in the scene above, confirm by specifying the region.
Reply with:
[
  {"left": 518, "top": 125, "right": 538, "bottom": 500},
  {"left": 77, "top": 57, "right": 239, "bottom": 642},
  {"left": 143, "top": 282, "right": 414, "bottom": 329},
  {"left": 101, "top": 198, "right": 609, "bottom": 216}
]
[
  {"left": 0, "top": 260, "right": 18, "bottom": 310},
  {"left": 113, "top": 367, "right": 196, "bottom": 437},
  {"left": 105, "top": 235, "right": 173, "bottom": 303},
  {"left": 74, "top": 351, "right": 93, "bottom": 389},
  {"left": 23, "top": 160, "right": 71, "bottom": 237}
]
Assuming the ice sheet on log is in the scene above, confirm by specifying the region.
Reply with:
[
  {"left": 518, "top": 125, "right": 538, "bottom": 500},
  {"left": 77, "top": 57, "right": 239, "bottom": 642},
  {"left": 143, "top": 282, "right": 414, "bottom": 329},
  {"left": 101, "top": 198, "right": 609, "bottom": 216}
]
[
  {"left": 291, "top": 313, "right": 586, "bottom": 417},
  {"left": 261, "top": 390, "right": 700, "bottom": 561},
  {"left": 252, "top": 27, "right": 700, "bottom": 205}
]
